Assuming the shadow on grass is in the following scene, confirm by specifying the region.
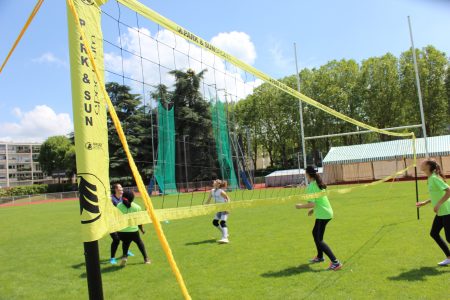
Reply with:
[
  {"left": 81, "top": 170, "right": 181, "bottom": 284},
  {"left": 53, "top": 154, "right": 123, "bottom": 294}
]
[
  {"left": 185, "top": 239, "right": 217, "bottom": 246},
  {"left": 388, "top": 266, "right": 449, "bottom": 281},
  {"left": 71, "top": 259, "right": 111, "bottom": 270},
  {"left": 261, "top": 264, "right": 321, "bottom": 278},
  {"left": 79, "top": 262, "right": 148, "bottom": 278}
]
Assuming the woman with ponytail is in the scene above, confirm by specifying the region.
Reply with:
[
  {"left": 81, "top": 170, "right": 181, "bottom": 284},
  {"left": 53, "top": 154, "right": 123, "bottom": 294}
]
[
  {"left": 296, "top": 166, "right": 342, "bottom": 271},
  {"left": 205, "top": 179, "right": 231, "bottom": 244},
  {"left": 117, "top": 190, "right": 151, "bottom": 266},
  {"left": 416, "top": 159, "right": 450, "bottom": 266}
]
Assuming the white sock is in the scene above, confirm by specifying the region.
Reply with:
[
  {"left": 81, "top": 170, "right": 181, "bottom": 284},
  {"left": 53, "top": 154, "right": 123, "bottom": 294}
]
[{"left": 221, "top": 227, "right": 228, "bottom": 239}]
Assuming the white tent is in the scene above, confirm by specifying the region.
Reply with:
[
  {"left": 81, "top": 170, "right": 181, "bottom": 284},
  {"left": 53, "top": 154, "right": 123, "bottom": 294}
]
[{"left": 265, "top": 168, "right": 323, "bottom": 187}]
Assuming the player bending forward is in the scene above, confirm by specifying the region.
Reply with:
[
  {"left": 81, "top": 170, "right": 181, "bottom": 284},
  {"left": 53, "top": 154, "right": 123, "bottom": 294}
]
[{"left": 206, "top": 179, "right": 231, "bottom": 244}]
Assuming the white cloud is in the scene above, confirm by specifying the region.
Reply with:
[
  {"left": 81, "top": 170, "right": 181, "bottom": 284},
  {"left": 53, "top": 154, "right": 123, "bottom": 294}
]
[
  {"left": 32, "top": 52, "right": 67, "bottom": 68},
  {"left": 269, "top": 42, "right": 294, "bottom": 75},
  {"left": 210, "top": 31, "right": 257, "bottom": 65},
  {"left": 0, "top": 105, "right": 73, "bottom": 142},
  {"left": 104, "top": 28, "right": 262, "bottom": 103}
]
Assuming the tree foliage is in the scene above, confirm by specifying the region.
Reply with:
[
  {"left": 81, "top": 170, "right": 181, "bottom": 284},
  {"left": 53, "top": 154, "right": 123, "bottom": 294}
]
[
  {"left": 235, "top": 45, "right": 449, "bottom": 169},
  {"left": 38, "top": 136, "right": 74, "bottom": 180}
]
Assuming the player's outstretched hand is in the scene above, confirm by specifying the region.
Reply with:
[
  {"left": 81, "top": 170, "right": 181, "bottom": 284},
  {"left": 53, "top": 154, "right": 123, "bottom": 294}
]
[{"left": 415, "top": 201, "right": 427, "bottom": 207}]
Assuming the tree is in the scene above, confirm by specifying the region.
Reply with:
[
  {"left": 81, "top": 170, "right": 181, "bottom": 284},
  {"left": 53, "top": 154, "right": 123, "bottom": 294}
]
[
  {"left": 400, "top": 45, "right": 448, "bottom": 136},
  {"left": 63, "top": 145, "right": 76, "bottom": 179},
  {"left": 359, "top": 53, "right": 404, "bottom": 140},
  {"left": 169, "top": 69, "right": 216, "bottom": 182},
  {"left": 106, "top": 82, "right": 154, "bottom": 184},
  {"left": 39, "top": 136, "right": 73, "bottom": 183},
  {"left": 444, "top": 60, "right": 450, "bottom": 128}
]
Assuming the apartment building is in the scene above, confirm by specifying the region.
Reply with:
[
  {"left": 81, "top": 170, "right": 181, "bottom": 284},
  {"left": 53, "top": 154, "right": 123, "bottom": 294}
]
[{"left": 0, "top": 142, "right": 52, "bottom": 187}]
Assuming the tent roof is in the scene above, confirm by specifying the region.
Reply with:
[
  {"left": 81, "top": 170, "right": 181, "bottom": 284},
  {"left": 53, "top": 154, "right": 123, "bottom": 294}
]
[
  {"left": 265, "top": 168, "right": 323, "bottom": 177},
  {"left": 323, "top": 135, "right": 450, "bottom": 165}
]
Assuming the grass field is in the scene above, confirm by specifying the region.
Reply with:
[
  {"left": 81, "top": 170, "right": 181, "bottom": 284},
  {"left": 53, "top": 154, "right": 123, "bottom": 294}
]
[{"left": 0, "top": 181, "right": 449, "bottom": 299}]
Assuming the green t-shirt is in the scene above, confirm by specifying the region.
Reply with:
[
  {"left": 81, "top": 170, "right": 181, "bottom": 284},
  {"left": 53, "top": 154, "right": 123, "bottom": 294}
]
[
  {"left": 428, "top": 173, "right": 450, "bottom": 216},
  {"left": 307, "top": 181, "right": 333, "bottom": 219},
  {"left": 117, "top": 202, "right": 142, "bottom": 232}
]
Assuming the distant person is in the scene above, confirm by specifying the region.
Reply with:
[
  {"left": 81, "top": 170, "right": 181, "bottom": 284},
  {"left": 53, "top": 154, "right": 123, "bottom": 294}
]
[
  {"left": 117, "top": 190, "right": 151, "bottom": 266},
  {"left": 416, "top": 159, "right": 450, "bottom": 266},
  {"left": 205, "top": 179, "right": 231, "bottom": 244},
  {"left": 296, "top": 166, "right": 342, "bottom": 271},
  {"left": 109, "top": 183, "right": 133, "bottom": 265}
]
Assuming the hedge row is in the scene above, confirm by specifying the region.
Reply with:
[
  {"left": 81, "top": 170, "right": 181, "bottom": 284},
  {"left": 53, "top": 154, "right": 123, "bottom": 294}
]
[{"left": 0, "top": 183, "right": 77, "bottom": 197}]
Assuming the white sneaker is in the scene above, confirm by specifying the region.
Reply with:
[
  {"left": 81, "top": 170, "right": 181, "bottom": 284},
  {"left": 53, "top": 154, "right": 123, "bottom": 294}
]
[
  {"left": 218, "top": 238, "right": 229, "bottom": 244},
  {"left": 437, "top": 258, "right": 450, "bottom": 266}
]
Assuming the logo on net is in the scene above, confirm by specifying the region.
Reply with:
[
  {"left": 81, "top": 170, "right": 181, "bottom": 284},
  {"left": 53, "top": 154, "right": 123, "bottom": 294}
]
[{"left": 78, "top": 174, "right": 102, "bottom": 224}]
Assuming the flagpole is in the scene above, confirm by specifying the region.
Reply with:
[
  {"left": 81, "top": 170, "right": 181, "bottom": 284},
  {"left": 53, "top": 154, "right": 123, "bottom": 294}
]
[{"left": 294, "top": 42, "right": 308, "bottom": 185}]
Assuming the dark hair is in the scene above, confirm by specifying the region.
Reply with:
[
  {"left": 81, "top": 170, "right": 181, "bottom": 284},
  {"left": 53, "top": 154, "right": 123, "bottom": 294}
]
[
  {"left": 122, "top": 190, "right": 135, "bottom": 208},
  {"left": 424, "top": 159, "right": 446, "bottom": 181},
  {"left": 111, "top": 183, "right": 121, "bottom": 194},
  {"left": 306, "top": 166, "right": 327, "bottom": 190}
]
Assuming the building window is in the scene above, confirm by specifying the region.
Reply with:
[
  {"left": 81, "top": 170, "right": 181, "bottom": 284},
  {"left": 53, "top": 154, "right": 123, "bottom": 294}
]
[
  {"left": 16, "top": 146, "right": 31, "bottom": 153},
  {"left": 32, "top": 146, "right": 40, "bottom": 153}
]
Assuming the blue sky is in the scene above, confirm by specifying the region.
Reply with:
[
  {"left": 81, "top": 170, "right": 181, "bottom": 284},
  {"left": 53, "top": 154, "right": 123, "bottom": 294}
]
[{"left": 0, "top": 0, "right": 449, "bottom": 141}]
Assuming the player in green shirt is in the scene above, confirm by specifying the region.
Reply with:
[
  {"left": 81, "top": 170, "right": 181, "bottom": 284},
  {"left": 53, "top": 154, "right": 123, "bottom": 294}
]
[
  {"left": 416, "top": 159, "right": 450, "bottom": 266},
  {"left": 117, "top": 190, "right": 151, "bottom": 266},
  {"left": 296, "top": 166, "right": 342, "bottom": 271}
]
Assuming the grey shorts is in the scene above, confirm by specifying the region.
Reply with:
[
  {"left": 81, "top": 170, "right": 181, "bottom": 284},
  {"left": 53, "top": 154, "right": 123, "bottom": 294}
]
[{"left": 214, "top": 211, "right": 229, "bottom": 221}]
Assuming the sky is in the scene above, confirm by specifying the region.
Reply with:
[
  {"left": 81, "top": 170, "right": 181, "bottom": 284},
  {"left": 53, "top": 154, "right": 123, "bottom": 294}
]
[{"left": 0, "top": 0, "right": 449, "bottom": 142}]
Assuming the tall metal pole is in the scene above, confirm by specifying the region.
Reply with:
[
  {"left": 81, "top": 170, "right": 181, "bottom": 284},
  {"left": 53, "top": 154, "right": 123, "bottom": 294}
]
[
  {"left": 294, "top": 43, "right": 308, "bottom": 185},
  {"left": 183, "top": 135, "right": 189, "bottom": 192},
  {"left": 408, "top": 16, "right": 429, "bottom": 158}
]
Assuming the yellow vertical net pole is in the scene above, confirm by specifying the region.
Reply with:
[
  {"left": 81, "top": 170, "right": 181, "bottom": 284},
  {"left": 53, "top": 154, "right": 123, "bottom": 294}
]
[
  {"left": 0, "top": 0, "right": 44, "bottom": 74},
  {"left": 66, "top": 1, "right": 191, "bottom": 299}
]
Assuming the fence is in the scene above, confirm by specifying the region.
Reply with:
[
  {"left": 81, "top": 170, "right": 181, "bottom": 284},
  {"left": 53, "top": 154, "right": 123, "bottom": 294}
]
[{"left": 0, "top": 191, "right": 79, "bottom": 206}]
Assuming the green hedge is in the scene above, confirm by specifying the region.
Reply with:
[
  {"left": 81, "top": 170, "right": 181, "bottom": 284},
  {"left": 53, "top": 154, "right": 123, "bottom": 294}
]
[{"left": 0, "top": 183, "right": 77, "bottom": 197}]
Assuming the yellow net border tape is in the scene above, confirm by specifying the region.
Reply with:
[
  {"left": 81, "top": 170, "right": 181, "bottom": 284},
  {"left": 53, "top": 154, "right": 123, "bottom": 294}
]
[{"left": 66, "top": 1, "right": 191, "bottom": 299}]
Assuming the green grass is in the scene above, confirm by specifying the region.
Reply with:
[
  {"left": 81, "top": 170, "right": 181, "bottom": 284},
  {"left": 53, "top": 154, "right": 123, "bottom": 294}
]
[{"left": 1, "top": 181, "right": 449, "bottom": 299}]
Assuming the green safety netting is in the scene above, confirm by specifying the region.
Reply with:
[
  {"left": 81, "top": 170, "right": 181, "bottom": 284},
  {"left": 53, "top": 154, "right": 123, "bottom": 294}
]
[
  {"left": 211, "top": 99, "right": 239, "bottom": 190},
  {"left": 154, "top": 101, "right": 177, "bottom": 194}
]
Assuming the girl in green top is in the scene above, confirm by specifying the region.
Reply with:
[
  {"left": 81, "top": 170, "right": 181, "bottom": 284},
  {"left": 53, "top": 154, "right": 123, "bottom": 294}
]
[
  {"left": 416, "top": 159, "right": 450, "bottom": 266},
  {"left": 296, "top": 166, "right": 342, "bottom": 271},
  {"left": 117, "top": 190, "right": 151, "bottom": 266}
]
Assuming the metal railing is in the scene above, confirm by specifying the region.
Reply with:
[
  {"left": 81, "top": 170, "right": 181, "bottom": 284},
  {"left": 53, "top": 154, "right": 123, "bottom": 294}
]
[{"left": 0, "top": 191, "right": 79, "bottom": 206}]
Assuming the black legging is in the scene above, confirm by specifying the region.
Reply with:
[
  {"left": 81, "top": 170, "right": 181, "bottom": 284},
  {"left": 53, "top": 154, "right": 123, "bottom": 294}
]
[
  {"left": 430, "top": 214, "right": 450, "bottom": 257},
  {"left": 118, "top": 231, "right": 148, "bottom": 261},
  {"left": 312, "top": 219, "right": 337, "bottom": 262},
  {"left": 110, "top": 232, "right": 120, "bottom": 258}
]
